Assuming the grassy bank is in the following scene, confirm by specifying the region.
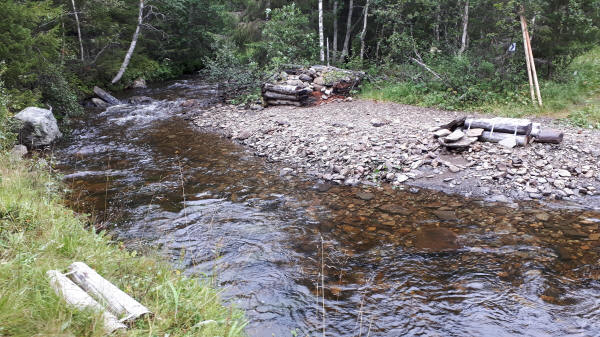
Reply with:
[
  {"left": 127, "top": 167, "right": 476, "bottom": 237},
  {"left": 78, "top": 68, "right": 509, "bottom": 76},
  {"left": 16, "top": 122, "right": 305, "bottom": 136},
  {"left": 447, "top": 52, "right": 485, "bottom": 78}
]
[
  {"left": 0, "top": 153, "right": 246, "bottom": 336},
  {"left": 360, "top": 48, "right": 600, "bottom": 128}
]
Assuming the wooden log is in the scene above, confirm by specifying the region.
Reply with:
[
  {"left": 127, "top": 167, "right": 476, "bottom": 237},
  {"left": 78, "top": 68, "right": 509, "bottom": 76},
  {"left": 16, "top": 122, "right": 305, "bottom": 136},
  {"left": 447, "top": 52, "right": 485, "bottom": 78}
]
[
  {"left": 465, "top": 117, "right": 532, "bottom": 135},
  {"left": 263, "top": 91, "right": 302, "bottom": 101},
  {"left": 479, "top": 131, "right": 530, "bottom": 146},
  {"left": 266, "top": 99, "right": 303, "bottom": 107},
  {"left": 262, "top": 83, "right": 304, "bottom": 96},
  {"left": 93, "top": 86, "right": 120, "bottom": 106},
  {"left": 68, "top": 262, "right": 151, "bottom": 322},
  {"left": 47, "top": 270, "right": 127, "bottom": 333},
  {"left": 533, "top": 129, "right": 563, "bottom": 144}
]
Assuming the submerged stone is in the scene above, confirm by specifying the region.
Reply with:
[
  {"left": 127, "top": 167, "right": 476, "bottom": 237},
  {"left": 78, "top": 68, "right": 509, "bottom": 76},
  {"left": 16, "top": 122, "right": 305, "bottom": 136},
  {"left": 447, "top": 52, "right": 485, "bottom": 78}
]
[{"left": 414, "top": 227, "right": 460, "bottom": 252}]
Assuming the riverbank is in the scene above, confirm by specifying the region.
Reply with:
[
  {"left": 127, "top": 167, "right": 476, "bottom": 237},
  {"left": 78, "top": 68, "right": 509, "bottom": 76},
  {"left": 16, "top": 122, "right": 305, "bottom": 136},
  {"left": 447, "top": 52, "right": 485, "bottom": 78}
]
[
  {"left": 0, "top": 153, "right": 246, "bottom": 336},
  {"left": 192, "top": 99, "right": 600, "bottom": 209}
]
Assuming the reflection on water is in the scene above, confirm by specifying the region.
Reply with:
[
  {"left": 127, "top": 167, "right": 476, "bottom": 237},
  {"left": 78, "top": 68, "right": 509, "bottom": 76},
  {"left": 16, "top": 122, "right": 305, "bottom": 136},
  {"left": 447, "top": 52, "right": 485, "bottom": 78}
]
[{"left": 56, "top": 78, "right": 600, "bottom": 337}]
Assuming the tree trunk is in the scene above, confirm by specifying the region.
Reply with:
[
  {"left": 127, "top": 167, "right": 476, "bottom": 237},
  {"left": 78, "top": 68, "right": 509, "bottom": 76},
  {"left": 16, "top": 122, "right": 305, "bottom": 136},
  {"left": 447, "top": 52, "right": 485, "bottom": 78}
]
[
  {"left": 319, "top": 0, "right": 324, "bottom": 62},
  {"left": 71, "top": 0, "right": 84, "bottom": 62},
  {"left": 340, "top": 0, "right": 354, "bottom": 61},
  {"left": 111, "top": 0, "right": 144, "bottom": 84},
  {"left": 359, "top": 0, "right": 370, "bottom": 61},
  {"left": 68, "top": 262, "right": 151, "bottom": 322},
  {"left": 434, "top": 3, "right": 441, "bottom": 42},
  {"left": 458, "top": 0, "right": 469, "bottom": 56},
  {"left": 332, "top": 0, "right": 339, "bottom": 62},
  {"left": 464, "top": 117, "right": 533, "bottom": 135}
]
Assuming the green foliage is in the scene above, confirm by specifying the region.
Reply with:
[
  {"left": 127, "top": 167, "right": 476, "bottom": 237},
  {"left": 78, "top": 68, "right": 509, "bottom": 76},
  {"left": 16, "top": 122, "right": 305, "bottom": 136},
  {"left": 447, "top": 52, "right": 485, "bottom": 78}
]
[
  {"left": 0, "top": 63, "right": 16, "bottom": 150},
  {"left": 0, "top": 155, "right": 247, "bottom": 336},
  {"left": 202, "top": 39, "right": 262, "bottom": 96},
  {"left": 254, "top": 4, "right": 318, "bottom": 68}
]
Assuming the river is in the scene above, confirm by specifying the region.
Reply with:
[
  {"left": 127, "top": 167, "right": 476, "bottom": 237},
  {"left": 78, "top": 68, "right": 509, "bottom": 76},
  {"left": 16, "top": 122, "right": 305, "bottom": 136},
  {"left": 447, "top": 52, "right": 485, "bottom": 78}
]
[{"left": 55, "top": 77, "right": 600, "bottom": 336}]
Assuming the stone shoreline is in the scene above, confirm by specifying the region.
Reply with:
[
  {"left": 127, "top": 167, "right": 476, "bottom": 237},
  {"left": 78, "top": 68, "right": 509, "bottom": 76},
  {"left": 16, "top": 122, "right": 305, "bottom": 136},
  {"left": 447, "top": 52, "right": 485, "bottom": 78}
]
[{"left": 191, "top": 99, "right": 600, "bottom": 209}]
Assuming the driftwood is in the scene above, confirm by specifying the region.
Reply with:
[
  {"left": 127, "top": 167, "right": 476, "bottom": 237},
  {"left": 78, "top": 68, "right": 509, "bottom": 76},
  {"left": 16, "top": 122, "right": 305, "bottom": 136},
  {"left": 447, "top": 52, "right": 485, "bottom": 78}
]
[
  {"left": 465, "top": 117, "right": 532, "bottom": 135},
  {"left": 68, "top": 262, "right": 151, "bottom": 322},
  {"left": 534, "top": 129, "right": 564, "bottom": 144},
  {"left": 266, "top": 99, "right": 303, "bottom": 107},
  {"left": 47, "top": 270, "right": 126, "bottom": 333},
  {"left": 93, "top": 86, "right": 120, "bottom": 106},
  {"left": 480, "top": 131, "right": 530, "bottom": 146}
]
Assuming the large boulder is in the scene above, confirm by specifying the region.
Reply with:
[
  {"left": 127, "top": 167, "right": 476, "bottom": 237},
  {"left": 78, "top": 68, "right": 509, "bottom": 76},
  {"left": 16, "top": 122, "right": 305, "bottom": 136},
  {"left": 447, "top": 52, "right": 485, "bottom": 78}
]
[{"left": 14, "top": 107, "right": 62, "bottom": 148}]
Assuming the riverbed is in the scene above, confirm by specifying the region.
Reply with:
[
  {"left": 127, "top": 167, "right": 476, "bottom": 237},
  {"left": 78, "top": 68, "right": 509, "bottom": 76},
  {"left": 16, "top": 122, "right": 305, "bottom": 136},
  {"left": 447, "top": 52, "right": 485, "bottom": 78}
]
[{"left": 55, "top": 77, "right": 600, "bottom": 336}]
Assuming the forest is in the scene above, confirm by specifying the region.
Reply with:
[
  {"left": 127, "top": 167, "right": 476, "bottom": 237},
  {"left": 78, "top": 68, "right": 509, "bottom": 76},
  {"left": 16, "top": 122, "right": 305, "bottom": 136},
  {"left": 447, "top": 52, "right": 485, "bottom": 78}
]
[{"left": 1, "top": 0, "right": 599, "bottom": 128}]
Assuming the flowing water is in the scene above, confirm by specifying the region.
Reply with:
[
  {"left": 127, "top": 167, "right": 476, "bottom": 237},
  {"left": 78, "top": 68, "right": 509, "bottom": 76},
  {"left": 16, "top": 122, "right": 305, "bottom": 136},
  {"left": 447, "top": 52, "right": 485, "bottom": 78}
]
[{"left": 55, "top": 78, "right": 600, "bottom": 337}]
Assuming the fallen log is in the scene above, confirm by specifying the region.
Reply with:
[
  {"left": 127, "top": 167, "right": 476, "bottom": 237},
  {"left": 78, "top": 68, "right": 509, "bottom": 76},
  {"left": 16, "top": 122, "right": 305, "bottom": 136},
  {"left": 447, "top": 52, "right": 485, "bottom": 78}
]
[
  {"left": 262, "top": 83, "right": 305, "bottom": 96},
  {"left": 480, "top": 131, "right": 530, "bottom": 146},
  {"left": 465, "top": 117, "right": 533, "bottom": 135},
  {"left": 534, "top": 129, "right": 564, "bottom": 144},
  {"left": 68, "top": 262, "right": 151, "bottom": 322},
  {"left": 263, "top": 91, "right": 302, "bottom": 101},
  {"left": 47, "top": 270, "right": 126, "bottom": 333},
  {"left": 93, "top": 86, "right": 120, "bottom": 106},
  {"left": 266, "top": 99, "right": 303, "bottom": 107}
]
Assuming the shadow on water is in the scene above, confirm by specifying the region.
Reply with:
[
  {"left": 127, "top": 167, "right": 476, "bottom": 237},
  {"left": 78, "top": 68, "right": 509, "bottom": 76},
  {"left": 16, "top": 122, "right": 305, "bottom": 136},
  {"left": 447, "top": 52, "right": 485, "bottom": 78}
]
[{"left": 55, "top": 77, "right": 600, "bottom": 337}]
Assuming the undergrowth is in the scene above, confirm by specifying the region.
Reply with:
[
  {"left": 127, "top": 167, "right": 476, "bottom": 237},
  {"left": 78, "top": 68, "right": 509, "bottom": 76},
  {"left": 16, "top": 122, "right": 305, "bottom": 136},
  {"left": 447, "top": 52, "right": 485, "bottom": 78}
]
[
  {"left": 360, "top": 47, "right": 600, "bottom": 128},
  {"left": 0, "top": 154, "right": 246, "bottom": 336}
]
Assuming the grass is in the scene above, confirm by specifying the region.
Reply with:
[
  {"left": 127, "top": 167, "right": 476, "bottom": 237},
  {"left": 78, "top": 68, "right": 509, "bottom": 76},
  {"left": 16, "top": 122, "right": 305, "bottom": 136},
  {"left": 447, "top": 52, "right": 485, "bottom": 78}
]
[
  {"left": 360, "top": 47, "right": 600, "bottom": 128},
  {"left": 0, "top": 153, "right": 246, "bottom": 336}
]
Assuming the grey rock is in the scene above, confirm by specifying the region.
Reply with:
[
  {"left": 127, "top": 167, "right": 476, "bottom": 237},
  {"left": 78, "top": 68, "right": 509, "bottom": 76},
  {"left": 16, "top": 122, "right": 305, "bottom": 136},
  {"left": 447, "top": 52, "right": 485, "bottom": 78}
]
[
  {"left": 91, "top": 98, "right": 109, "bottom": 108},
  {"left": 356, "top": 191, "right": 375, "bottom": 201},
  {"left": 464, "top": 128, "right": 484, "bottom": 137},
  {"left": 10, "top": 144, "right": 28, "bottom": 158},
  {"left": 14, "top": 107, "right": 62, "bottom": 148},
  {"left": 444, "top": 130, "right": 465, "bottom": 142},
  {"left": 131, "top": 78, "right": 147, "bottom": 88},
  {"left": 433, "top": 129, "right": 451, "bottom": 138},
  {"left": 557, "top": 169, "right": 571, "bottom": 177},
  {"left": 445, "top": 137, "right": 477, "bottom": 149}
]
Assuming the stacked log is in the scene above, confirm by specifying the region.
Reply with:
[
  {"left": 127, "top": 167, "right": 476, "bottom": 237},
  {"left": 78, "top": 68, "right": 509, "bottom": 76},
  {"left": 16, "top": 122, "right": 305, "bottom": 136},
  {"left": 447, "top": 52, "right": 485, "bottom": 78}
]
[
  {"left": 261, "top": 65, "right": 364, "bottom": 107},
  {"left": 262, "top": 84, "right": 312, "bottom": 107},
  {"left": 433, "top": 116, "right": 564, "bottom": 150}
]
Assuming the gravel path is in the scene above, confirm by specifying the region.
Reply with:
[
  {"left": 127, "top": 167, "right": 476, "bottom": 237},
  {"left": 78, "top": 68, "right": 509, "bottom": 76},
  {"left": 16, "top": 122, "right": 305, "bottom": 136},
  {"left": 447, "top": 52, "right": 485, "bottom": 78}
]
[{"left": 192, "top": 99, "right": 600, "bottom": 209}]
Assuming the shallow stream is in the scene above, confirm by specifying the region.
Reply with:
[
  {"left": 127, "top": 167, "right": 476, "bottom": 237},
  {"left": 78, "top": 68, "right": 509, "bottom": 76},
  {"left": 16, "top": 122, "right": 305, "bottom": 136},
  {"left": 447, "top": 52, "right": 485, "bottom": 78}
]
[{"left": 56, "top": 77, "right": 600, "bottom": 336}]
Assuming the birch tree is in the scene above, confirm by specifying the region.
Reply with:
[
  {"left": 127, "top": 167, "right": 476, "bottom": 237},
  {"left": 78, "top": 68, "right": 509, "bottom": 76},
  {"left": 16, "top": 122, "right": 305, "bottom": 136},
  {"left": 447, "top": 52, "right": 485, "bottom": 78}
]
[
  {"left": 111, "top": 0, "right": 144, "bottom": 84},
  {"left": 332, "top": 0, "right": 338, "bottom": 63},
  {"left": 319, "top": 0, "right": 324, "bottom": 62},
  {"left": 71, "top": 0, "right": 84, "bottom": 61},
  {"left": 359, "top": 0, "right": 370, "bottom": 61},
  {"left": 458, "top": 0, "right": 469, "bottom": 56}
]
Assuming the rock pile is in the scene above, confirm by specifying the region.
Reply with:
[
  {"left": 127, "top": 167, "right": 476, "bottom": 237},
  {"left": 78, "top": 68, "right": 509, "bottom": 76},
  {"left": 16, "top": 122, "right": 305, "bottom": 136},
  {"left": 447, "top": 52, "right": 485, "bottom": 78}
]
[
  {"left": 433, "top": 117, "right": 564, "bottom": 150},
  {"left": 261, "top": 65, "right": 364, "bottom": 107}
]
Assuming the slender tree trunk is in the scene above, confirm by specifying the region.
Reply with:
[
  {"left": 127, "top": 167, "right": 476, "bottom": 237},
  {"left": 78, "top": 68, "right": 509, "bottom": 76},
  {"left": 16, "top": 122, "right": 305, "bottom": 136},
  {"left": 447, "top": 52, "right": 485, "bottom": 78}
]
[
  {"left": 458, "top": 0, "right": 469, "bottom": 56},
  {"left": 341, "top": 0, "right": 354, "bottom": 61},
  {"left": 359, "top": 0, "right": 370, "bottom": 61},
  {"left": 332, "top": 0, "right": 339, "bottom": 62},
  {"left": 434, "top": 3, "right": 441, "bottom": 42},
  {"left": 71, "top": 0, "right": 84, "bottom": 61},
  {"left": 111, "top": 0, "right": 144, "bottom": 84},
  {"left": 319, "top": 0, "right": 324, "bottom": 62}
]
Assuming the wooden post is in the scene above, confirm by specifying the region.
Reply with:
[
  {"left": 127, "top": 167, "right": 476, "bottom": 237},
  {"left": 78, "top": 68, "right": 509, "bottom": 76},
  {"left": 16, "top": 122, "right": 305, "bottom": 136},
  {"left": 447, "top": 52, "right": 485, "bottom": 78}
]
[
  {"left": 524, "top": 22, "right": 543, "bottom": 106},
  {"left": 520, "top": 15, "right": 536, "bottom": 105},
  {"left": 68, "top": 262, "right": 151, "bottom": 322},
  {"left": 47, "top": 270, "right": 126, "bottom": 333}
]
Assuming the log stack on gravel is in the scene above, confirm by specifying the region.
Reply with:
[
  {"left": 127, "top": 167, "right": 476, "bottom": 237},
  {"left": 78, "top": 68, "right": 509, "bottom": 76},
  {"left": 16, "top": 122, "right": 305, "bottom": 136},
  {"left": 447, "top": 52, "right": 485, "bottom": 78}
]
[
  {"left": 433, "top": 116, "right": 564, "bottom": 150},
  {"left": 261, "top": 65, "right": 365, "bottom": 107}
]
